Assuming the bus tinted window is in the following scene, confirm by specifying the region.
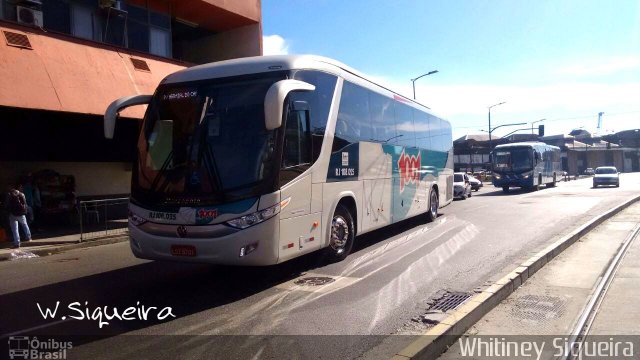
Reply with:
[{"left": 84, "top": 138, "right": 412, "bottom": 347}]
[
  {"left": 337, "top": 81, "right": 372, "bottom": 143},
  {"left": 394, "top": 103, "right": 415, "bottom": 148},
  {"left": 292, "top": 70, "right": 337, "bottom": 136},
  {"left": 292, "top": 70, "right": 338, "bottom": 161},
  {"left": 413, "top": 110, "right": 431, "bottom": 150},
  {"left": 441, "top": 119, "right": 452, "bottom": 152},
  {"left": 369, "top": 91, "right": 396, "bottom": 143},
  {"left": 426, "top": 115, "right": 442, "bottom": 151}
]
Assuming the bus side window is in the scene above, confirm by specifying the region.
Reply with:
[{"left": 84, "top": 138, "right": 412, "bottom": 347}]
[{"left": 283, "top": 100, "right": 312, "bottom": 169}]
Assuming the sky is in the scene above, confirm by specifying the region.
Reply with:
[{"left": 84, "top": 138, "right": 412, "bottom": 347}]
[{"left": 261, "top": 0, "right": 640, "bottom": 140}]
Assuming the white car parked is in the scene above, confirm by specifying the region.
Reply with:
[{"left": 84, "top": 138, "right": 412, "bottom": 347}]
[{"left": 454, "top": 172, "right": 472, "bottom": 199}]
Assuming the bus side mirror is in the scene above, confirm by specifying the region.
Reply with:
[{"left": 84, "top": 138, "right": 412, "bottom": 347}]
[
  {"left": 104, "top": 94, "right": 152, "bottom": 139},
  {"left": 264, "top": 80, "right": 315, "bottom": 130}
]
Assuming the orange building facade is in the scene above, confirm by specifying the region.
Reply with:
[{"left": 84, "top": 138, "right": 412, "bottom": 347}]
[{"left": 0, "top": 0, "right": 262, "bottom": 197}]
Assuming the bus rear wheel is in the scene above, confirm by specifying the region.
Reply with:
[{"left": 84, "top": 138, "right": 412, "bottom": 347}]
[
  {"left": 326, "top": 204, "right": 355, "bottom": 262},
  {"left": 426, "top": 187, "right": 439, "bottom": 222}
]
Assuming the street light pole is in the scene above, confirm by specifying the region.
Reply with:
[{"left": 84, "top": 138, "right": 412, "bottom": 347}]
[
  {"left": 411, "top": 70, "right": 439, "bottom": 99},
  {"left": 481, "top": 121, "right": 524, "bottom": 172},
  {"left": 531, "top": 118, "right": 546, "bottom": 135},
  {"left": 488, "top": 102, "right": 506, "bottom": 151}
]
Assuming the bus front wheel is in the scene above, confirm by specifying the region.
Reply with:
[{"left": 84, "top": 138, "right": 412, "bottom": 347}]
[
  {"left": 426, "top": 187, "right": 439, "bottom": 222},
  {"left": 502, "top": 186, "right": 509, "bottom": 193},
  {"left": 326, "top": 204, "right": 355, "bottom": 262}
]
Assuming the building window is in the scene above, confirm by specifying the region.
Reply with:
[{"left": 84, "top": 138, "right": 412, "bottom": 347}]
[
  {"left": 3, "top": 0, "right": 173, "bottom": 59},
  {"left": 71, "top": 3, "right": 93, "bottom": 40},
  {"left": 149, "top": 27, "right": 170, "bottom": 57},
  {"left": 43, "top": 0, "right": 71, "bottom": 34},
  {"left": 123, "top": 4, "right": 170, "bottom": 57},
  {"left": 126, "top": 3, "right": 148, "bottom": 52},
  {"left": 103, "top": 8, "right": 126, "bottom": 46}
]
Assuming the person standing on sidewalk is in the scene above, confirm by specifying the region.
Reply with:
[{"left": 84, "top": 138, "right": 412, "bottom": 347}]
[{"left": 4, "top": 184, "right": 32, "bottom": 248}]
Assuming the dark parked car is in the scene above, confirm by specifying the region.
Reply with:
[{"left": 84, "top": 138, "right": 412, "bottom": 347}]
[{"left": 593, "top": 166, "right": 620, "bottom": 188}]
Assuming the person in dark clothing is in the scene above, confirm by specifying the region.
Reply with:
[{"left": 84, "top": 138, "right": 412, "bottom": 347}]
[{"left": 5, "top": 184, "right": 32, "bottom": 248}]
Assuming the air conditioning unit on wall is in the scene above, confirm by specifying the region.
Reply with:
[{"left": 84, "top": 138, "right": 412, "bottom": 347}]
[{"left": 16, "top": 6, "right": 43, "bottom": 27}]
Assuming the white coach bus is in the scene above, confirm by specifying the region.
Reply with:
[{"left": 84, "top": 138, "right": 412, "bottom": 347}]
[{"left": 104, "top": 55, "right": 453, "bottom": 265}]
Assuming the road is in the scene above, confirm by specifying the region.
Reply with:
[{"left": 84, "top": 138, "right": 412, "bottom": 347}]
[{"left": 1, "top": 174, "right": 639, "bottom": 359}]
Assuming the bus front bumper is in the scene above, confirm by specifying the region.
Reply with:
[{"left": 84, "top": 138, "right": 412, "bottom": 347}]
[
  {"left": 492, "top": 175, "right": 534, "bottom": 189},
  {"left": 128, "top": 217, "right": 280, "bottom": 266}
]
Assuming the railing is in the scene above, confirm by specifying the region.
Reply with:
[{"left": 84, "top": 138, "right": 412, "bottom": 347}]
[{"left": 78, "top": 197, "right": 129, "bottom": 241}]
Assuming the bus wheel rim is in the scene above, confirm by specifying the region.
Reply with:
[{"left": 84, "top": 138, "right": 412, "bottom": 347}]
[
  {"left": 330, "top": 216, "right": 349, "bottom": 253},
  {"left": 430, "top": 190, "right": 438, "bottom": 217}
]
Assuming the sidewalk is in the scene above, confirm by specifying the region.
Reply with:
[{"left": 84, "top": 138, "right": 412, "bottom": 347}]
[
  {"left": 439, "top": 201, "right": 640, "bottom": 358},
  {"left": 588, "top": 216, "right": 640, "bottom": 335},
  {"left": 0, "top": 227, "right": 129, "bottom": 261}
]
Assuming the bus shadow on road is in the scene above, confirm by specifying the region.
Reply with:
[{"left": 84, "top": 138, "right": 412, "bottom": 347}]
[
  {"left": 352, "top": 214, "right": 436, "bottom": 253},
  {"left": 472, "top": 188, "right": 533, "bottom": 197}
]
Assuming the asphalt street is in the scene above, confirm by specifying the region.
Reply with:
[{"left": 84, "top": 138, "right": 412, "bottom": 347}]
[{"left": 1, "top": 174, "right": 639, "bottom": 359}]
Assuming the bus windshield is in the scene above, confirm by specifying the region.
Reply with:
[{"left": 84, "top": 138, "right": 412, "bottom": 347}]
[
  {"left": 493, "top": 147, "right": 533, "bottom": 172},
  {"left": 133, "top": 73, "right": 285, "bottom": 206}
]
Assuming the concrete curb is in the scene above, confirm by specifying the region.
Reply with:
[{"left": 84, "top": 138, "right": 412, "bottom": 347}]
[
  {"left": 393, "top": 194, "right": 640, "bottom": 360},
  {"left": 0, "top": 234, "right": 129, "bottom": 261}
]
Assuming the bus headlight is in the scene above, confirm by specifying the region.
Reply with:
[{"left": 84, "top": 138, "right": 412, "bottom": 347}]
[
  {"left": 226, "top": 203, "right": 280, "bottom": 229},
  {"left": 522, "top": 171, "right": 533, "bottom": 179},
  {"left": 494, "top": 174, "right": 501, "bottom": 180}
]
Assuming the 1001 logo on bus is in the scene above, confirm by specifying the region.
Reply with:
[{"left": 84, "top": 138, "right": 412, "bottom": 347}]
[{"left": 397, "top": 150, "right": 421, "bottom": 192}]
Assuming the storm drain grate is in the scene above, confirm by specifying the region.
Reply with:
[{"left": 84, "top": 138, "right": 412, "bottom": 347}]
[
  {"left": 3, "top": 30, "right": 32, "bottom": 49},
  {"left": 428, "top": 291, "right": 472, "bottom": 312},
  {"left": 294, "top": 276, "right": 335, "bottom": 286}
]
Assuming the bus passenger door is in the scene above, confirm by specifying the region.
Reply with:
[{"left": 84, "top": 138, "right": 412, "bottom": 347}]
[{"left": 278, "top": 100, "right": 322, "bottom": 262}]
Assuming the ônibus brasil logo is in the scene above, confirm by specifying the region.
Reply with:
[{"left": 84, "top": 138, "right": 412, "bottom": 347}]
[{"left": 397, "top": 149, "right": 421, "bottom": 192}]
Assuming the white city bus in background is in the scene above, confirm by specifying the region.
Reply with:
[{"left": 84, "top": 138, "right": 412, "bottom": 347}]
[{"left": 104, "top": 55, "right": 454, "bottom": 266}]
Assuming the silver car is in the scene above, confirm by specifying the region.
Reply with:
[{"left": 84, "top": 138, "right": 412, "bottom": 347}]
[
  {"left": 468, "top": 175, "right": 483, "bottom": 191},
  {"left": 592, "top": 166, "right": 620, "bottom": 188}
]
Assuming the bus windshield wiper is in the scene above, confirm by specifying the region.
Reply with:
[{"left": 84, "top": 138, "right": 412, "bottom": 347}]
[
  {"left": 150, "top": 149, "right": 174, "bottom": 193},
  {"left": 203, "top": 140, "right": 224, "bottom": 192}
]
